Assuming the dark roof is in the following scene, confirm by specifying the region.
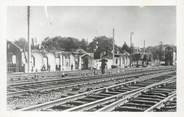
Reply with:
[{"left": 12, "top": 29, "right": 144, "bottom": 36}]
[{"left": 7, "top": 40, "right": 23, "bottom": 52}]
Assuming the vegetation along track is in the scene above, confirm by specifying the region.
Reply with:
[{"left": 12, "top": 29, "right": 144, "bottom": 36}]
[
  {"left": 8, "top": 66, "right": 175, "bottom": 98},
  {"left": 18, "top": 70, "right": 176, "bottom": 111}
]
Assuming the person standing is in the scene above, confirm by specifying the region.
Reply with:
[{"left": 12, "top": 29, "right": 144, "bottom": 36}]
[
  {"left": 101, "top": 59, "right": 106, "bottom": 74},
  {"left": 93, "top": 62, "right": 97, "bottom": 75},
  {"left": 71, "top": 64, "right": 73, "bottom": 70}
]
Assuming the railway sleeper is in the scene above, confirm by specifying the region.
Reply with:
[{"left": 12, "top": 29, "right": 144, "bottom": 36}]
[
  {"left": 111, "top": 89, "right": 129, "bottom": 93},
  {"left": 127, "top": 86, "right": 142, "bottom": 90},
  {"left": 86, "top": 101, "right": 116, "bottom": 112},
  {"left": 114, "top": 106, "right": 144, "bottom": 112},
  {"left": 132, "top": 84, "right": 152, "bottom": 87},
  {"left": 130, "top": 99, "right": 157, "bottom": 105},
  {"left": 155, "top": 106, "right": 176, "bottom": 112},
  {"left": 15, "top": 86, "right": 30, "bottom": 90},
  {"left": 121, "top": 104, "right": 149, "bottom": 110},
  {"left": 87, "top": 95, "right": 106, "bottom": 99},
  {"left": 143, "top": 79, "right": 163, "bottom": 83},
  {"left": 66, "top": 100, "right": 86, "bottom": 106},
  {"left": 103, "top": 91, "right": 120, "bottom": 95},
  {"left": 167, "top": 101, "right": 176, "bottom": 106},
  {"left": 135, "top": 97, "right": 161, "bottom": 102},
  {"left": 149, "top": 91, "right": 172, "bottom": 97},
  {"left": 7, "top": 89, "right": 16, "bottom": 92},
  {"left": 144, "top": 92, "right": 169, "bottom": 98},
  {"left": 97, "top": 93, "right": 113, "bottom": 97},
  {"left": 138, "top": 95, "right": 165, "bottom": 100},
  {"left": 78, "top": 97, "right": 98, "bottom": 102},
  {"left": 165, "top": 105, "right": 176, "bottom": 108},
  {"left": 162, "top": 85, "right": 176, "bottom": 89},
  {"left": 107, "top": 88, "right": 127, "bottom": 93},
  {"left": 153, "top": 88, "right": 175, "bottom": 92},
  {"left": 51, "top": 104, "right": 75, "bottom": 110},
  {"left": 124, "top": 102, "right": 152, "bottom": 108}
]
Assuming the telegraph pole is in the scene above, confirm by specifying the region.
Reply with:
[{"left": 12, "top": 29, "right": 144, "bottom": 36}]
[
  {"left": 112, "top": 28, "right": 115, "bottom": 64},
  {"left": 130, "top": 32, "right": 134, "bottom": 67},
  {"left": 27, "top": 6, "right": 31, "bottom": 73},
  {"left": 130, "top": 32, "right": 134, "bottom": 52},
  {"left": 144, "top": 40, "right": 145, "bottom": 53}
]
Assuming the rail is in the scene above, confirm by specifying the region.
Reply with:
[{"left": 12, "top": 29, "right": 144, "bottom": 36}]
[
  {"left": 145, "top": 92, "right": 176, "bottom": 112},
  {"left": 96, "top": 77, "right": 176, "bottom": 112},
  {"left": 18, "top": 72, "right": 175, "bottom": 111}
]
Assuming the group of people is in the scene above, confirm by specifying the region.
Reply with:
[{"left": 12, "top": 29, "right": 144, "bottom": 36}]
[
  {"left": 38, "top": 60, "right": 107, "bottom": 75},
  {"left": 92, "top": 59, "right": 107, "bottom": 75},
  {"left": 40, "top": 64, "right": 74, "bottom": 72},
  {"left": 41, "top": 65, "right": 50, "bottom": 71}
]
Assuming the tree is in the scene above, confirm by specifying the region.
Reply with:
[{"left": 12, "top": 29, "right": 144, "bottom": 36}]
[
  {"left": 41, "top": 36, "right": 82, "bottom": 51},
  {"left": 132, "top": 53, "right": 141, "bottom": 67},
  {"left": 14, "top": 38, "right": 42, "bottom": 51},
  {"left": 121, "top": 42, "right": 131, "bottom": 53},
  {"left": 79, "top": 39, "right": 88, "bottom": 51},
  {"left": 158, "top": 42, "right": 164, "bottom": 62},
  {"left": 165, "top": 46, "right": 173, "bottom": 65},
  {"left": 14, "top": 38, "right": 28, "bottom": 51},
  {"left": 88, "top": 36, "right": 114, "bottom": 59},
  {"left": 142, "top": 54, "right": 148, "bottom": 66}
]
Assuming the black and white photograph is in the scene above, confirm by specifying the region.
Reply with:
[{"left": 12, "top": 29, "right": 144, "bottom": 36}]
[{"left": 6, "top": 6, "right": 177, "bottom": 112}]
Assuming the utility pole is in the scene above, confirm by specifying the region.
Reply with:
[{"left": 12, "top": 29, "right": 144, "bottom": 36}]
[
  {"left": 144, "top": 40, "right": 145, "bottom": 53},
  {"left": 130, "top": 32, "right": 134, "bottom": 52},
  {"left": 160, "top": 41, "right": 163, "bottom": 63},
  {"left": 130, "top": 32, "right": 134, "bottom": 67},
  {"left": 112, "top": 28, "right": 115, "bottom": 64},
  {"left": 27, "top": 6, "right": 31, "bottom": 73}
]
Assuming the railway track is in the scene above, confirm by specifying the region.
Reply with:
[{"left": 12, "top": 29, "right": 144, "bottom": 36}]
[
  {"left": 7, "top": 67, "right": 131, "bottom": 84},
  {"left": 145, "top": 92, "right": 176, "bottom": 112},
  {"left": 7, "top": 69, "right": 93, "bottom": 83},
  {"left": 8, "top": 66, "right": 174, "bottom": 86},
  {"left": 7, "top": 67, "right": 175, "bottom": 98},
  {"left": 99, "top": 80, "right": 176, "bottom": 112},
  {"left": 17, "top": 71, "right": 175, "bottom": 111},
  {"left": 7, "top": 66, "right": 163, "bottom": 83}
]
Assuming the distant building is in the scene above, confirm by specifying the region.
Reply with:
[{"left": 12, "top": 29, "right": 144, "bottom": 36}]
[
  {"left": 173, "top": 50, "right": 176, "bottom": 65},
  {"left": 94, "top": 49, "right": 130, "bottom": 69},
  {"left": 7, "top": 41, "right": 93, "bottom": 73},
  {"left": 7, "top": 41, "right": 24, "bottom": 72},
  {"left": 114, "top": 50, "right": 130, "bottom": 68}
]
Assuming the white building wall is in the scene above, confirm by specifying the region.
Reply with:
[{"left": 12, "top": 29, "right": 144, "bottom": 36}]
[
  {"left": 125, "top": 56, "right": 130, "bottom": 67},
  {"left": 43, "top": 57, "right": 48, "bottom": 69},
  {"left": 64, "top": 55, "right": 70, "bottom": 71},
  {"left": 79, "top": 56, "right": 82, "bottom": 70},
  {"left": 92, "top": 59, "right": 113, "bottom": 70},
  {"left": 62, "top": 55, "right": 65, "bottom": 71},
  {"left": 59, "top": 54, "right": 63, "bottom": 71},
  {"left": 31, "top": 53, "right": 44, "bottom": 72},
  {"left": 173, "top": 51, "right": 176, "bottom": 65},
  {"left": 46, "top": 53, "right": 56, "bottom": 72},
  {"left": 106, "top": 59, "right": 113, "bottom": 69},
  {"left": 70, "top": 54, "right": 75, "bottom": 70},
  {"left": 21, "top": 52, "right": 27, "bottom": 73}
]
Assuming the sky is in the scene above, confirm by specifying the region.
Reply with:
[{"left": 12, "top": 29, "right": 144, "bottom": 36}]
[{"left": 6, "top": 6, "right": 176, "bottom": 47}]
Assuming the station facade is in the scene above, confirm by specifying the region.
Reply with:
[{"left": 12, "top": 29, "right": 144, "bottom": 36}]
[
  {"left": 7, "top": 41, "right": 93, "bottom": 73},
  {"left": 8, "top": 41, "right": 177, "bottom": 73}
]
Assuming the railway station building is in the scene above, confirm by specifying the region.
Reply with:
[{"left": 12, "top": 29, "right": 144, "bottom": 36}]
[
  {"left": 114, "top": 50, "right": 130, "bottom": 68},
  {"left": 7, "top": 41, "right": 93, "bottom": 73},
  {"left": 93, "top": 49, "right": 131, "bottom": 70},
  {"left": 7, "top": 41, "right": 25, "bottom": 72}
]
